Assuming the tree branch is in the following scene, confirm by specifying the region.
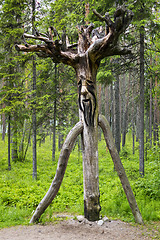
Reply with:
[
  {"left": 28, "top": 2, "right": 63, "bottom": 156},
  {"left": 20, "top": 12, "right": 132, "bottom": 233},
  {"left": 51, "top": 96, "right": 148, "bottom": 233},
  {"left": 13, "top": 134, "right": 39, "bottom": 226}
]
[
  {"left": 23, "top": 33, "right": 53, "bottom": 44},
  {"left": 88, "top": 7, "right": 133, "bottom": 61},
  {"left": 29, "top": 121, "right": 83, "bottom": 223},
  {"left": 15, "top": 6, "right": 133, "bottom": 65},
  {"left": 98, "top": 114, "right": 143, "bottom": 225},
  {"left": 15, "top": 32, "right": 78, "bottom": 65},
  {"left": 15, "top": 44, "right": 53, "bottom": 58},
  {"left": 93, "top": 9, "right": 114, "bottom": 31}
]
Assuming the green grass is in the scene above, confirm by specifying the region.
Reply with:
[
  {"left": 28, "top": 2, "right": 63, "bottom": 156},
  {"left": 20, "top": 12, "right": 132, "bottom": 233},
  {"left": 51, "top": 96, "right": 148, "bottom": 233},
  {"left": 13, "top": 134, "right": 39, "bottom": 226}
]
[{"left": 0, "top": 131, "right": 160, "bottom": 228}]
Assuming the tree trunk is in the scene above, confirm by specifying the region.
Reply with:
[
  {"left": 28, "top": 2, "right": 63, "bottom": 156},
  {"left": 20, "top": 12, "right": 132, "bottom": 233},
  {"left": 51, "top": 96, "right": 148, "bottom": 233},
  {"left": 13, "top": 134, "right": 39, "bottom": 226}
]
[
  {"left": 2, "top": 109, "right": 6, "bottom": 141},
  {"left": 139, "top": 28, "right": 145, "bottom": 177},
  {"left": 58, "top": 132, "right": 64, "bottom": 151},
  {"left": 114, "top": 74, "right": 121, "bottom": 153},
  {"left": 19, "top": 119, "right": 28, "bottom": 160},
  {"left": 11, "top": 114, "right": 18, "bottom": 161},
  {"left": 132, "top": 81, "right": 136, "bottom": 155},
  {"left": 111, "top": 82, "right": 114, "bottom": 137},
  {"left": 122, "top": 74, "right": 130, "bottom": 148},
  {"left": 32, "top": 0, "right": 37, "bottom": 180},
  {"left": 149, "top": 61, "right": 153, "bottom": 147},
  {"left": 8, "top": 114, "right": 11, "bottom": 171},
  {"left": 132, "top": 122, "right": 135, "bottom": 155},
  {"left": 76, "top": 54, "right": 100, "bottom": 221},
  {"left": 153, "top": 65, "right": 159, "bottom": 145},
  {"left": 105, "top": 85, "right": 110, "bottom": 122},
  {"left": 32, "top": 55, "right": 37, "bottom": 179},
  {"left": 136, "top": 104, "right": 140, "bottom": 142},
  {"left": 98, "top": 84, "right": 102, "bottom": 140},
  {"left": 52, "top": 63, "right": 57, "bottom": 161},
  {"left": 98, "top": 115, "right": 143, "bottom": 224},
  {"left": 121, "top": 74, "right": 125, "bottom": 143}
]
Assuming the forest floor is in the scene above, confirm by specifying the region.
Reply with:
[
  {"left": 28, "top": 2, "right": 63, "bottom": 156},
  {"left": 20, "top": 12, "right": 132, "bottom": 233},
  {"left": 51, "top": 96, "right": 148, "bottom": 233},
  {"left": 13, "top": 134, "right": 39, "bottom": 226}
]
[{"left": 0, "top": 215, "right": 160, "bottom": 240}]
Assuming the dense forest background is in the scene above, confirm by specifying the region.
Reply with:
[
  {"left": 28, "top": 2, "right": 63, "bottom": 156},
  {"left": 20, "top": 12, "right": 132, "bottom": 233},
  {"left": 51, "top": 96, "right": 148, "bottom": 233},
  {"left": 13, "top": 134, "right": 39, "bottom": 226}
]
[{"left": 0, "top": 0, "right": 160, "bottom": 228}]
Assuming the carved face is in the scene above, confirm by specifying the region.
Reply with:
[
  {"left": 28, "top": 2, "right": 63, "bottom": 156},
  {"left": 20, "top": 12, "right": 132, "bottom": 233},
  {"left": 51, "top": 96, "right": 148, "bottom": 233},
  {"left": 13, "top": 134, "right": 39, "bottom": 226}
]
[{"left": 78, "top": 76, "right": 97, "bottom": 126}]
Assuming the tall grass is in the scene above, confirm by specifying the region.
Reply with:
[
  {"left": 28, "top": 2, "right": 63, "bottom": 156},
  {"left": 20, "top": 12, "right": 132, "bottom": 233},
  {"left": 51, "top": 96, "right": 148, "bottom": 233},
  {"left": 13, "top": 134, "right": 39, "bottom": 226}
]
[{"left": 0, "top": 131, "right": 159, "bottom": 228}]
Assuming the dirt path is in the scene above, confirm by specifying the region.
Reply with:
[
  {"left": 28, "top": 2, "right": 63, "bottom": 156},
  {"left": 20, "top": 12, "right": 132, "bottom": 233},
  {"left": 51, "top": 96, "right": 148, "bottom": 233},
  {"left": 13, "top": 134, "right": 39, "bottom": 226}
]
[{"left": 0, "top": 217, "right": 159, "bottom": 240}]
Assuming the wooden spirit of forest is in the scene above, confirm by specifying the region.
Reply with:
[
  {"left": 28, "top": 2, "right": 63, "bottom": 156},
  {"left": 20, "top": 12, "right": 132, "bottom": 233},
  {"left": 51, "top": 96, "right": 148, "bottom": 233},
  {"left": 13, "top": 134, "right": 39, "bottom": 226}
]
[{"left": 16, "top": 5, "right": 143, "bottom": 224}]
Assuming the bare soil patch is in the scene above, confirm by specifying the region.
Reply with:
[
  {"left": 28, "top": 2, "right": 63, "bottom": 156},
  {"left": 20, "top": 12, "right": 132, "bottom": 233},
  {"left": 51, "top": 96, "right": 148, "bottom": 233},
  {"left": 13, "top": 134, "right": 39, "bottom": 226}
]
[{"left": 0, "top": 216, "right": 159, "bottom": 240}]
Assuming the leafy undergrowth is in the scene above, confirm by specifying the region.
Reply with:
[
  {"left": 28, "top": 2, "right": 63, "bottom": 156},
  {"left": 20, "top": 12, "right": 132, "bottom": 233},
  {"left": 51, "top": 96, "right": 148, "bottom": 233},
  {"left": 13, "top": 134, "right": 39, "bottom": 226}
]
[{"left": 0, "top": 132, "right": 160, "bottom": 228}]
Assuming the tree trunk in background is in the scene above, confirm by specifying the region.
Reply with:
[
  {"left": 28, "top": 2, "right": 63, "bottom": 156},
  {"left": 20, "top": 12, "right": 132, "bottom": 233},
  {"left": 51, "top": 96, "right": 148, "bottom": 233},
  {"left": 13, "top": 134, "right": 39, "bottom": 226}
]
[
  {"left": 52, "top": 99, "right": 56, "bottom": 160},
  {"left": 52, "top": 63, "right": 57, "bottom": 161},
  {"left": 105, "top": 85, "right": 110, "bottom": 123},
  {"left": 122, "top": 74, "right": 130, "bottom": 148},
  {"left": 115, "top": 74, "right": 121, "bottom": 153},
  {"left": 58, "top": 130, "right": 64, "bottom": 151},
  {"left": 32, "top": 0, "right": 37, "bottom": 180},
  {"left": 120, "top": 74, "right": 125, "bottom": 138},
  {"left": 8, "top": 114, "right": 11, "bottom": 171},
  {"left": 23, "top": 123, "right": 32, "bottom": 161},
  {"left": 121, "top": 74, "right": 126, "bottom": 147},
  {"left": 19, "top": 119, "right": 28, "bottom": 160},
  {"left": 136, "top": 105, "right": 140, "bottom": 142},
  {"left": 149, "top": 60, "right": 153, "bottom": 148},
  {"left": 2, "top": 110, "right": 6, "bottom": 141},
  {"left": 2, "top": 80, "right": 6, "bottom": 141},
  {"left": 132, "top": 80, "right": 136, "bottom": 155},
  {"left": 32, "top": 56, "right": 37, "bottom": 179},
  {"left": 111, "top": 82, "right": 114, "bottom": 137},
  {"left": 11, "top": 119, "right": 18, "bottom": 161},
  {"left": 132, "top": 123, "right": 135, "bottom": 154},
  {"left": 153, "top": 58, "right": 159, "bottom": 145},
  {"left": 139, "top": 28, "right": 145, "bottom": 177}
]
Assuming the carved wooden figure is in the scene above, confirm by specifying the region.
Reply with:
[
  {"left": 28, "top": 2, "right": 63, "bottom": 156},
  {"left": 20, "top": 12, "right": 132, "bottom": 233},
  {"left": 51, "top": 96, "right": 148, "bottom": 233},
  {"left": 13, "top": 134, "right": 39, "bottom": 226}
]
[{"left": 16, "top": 6, "right": 143, "bottom": 224}]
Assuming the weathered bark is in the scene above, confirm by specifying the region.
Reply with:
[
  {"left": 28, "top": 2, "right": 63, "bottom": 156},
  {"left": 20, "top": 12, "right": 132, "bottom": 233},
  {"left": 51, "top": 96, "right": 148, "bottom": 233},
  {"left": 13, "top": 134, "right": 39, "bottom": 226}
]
[
  {"left": 98, "top": 84, "right": 102, "bottom": 140},
  {"left": 29, "top": 121, "right": 83, "bottom": 223},
  {"left": 76, "top": 53, "right": 100, "bottom": 221},
  {"left": 98, "top": 114, "right": 143, "bottom": 224}
]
